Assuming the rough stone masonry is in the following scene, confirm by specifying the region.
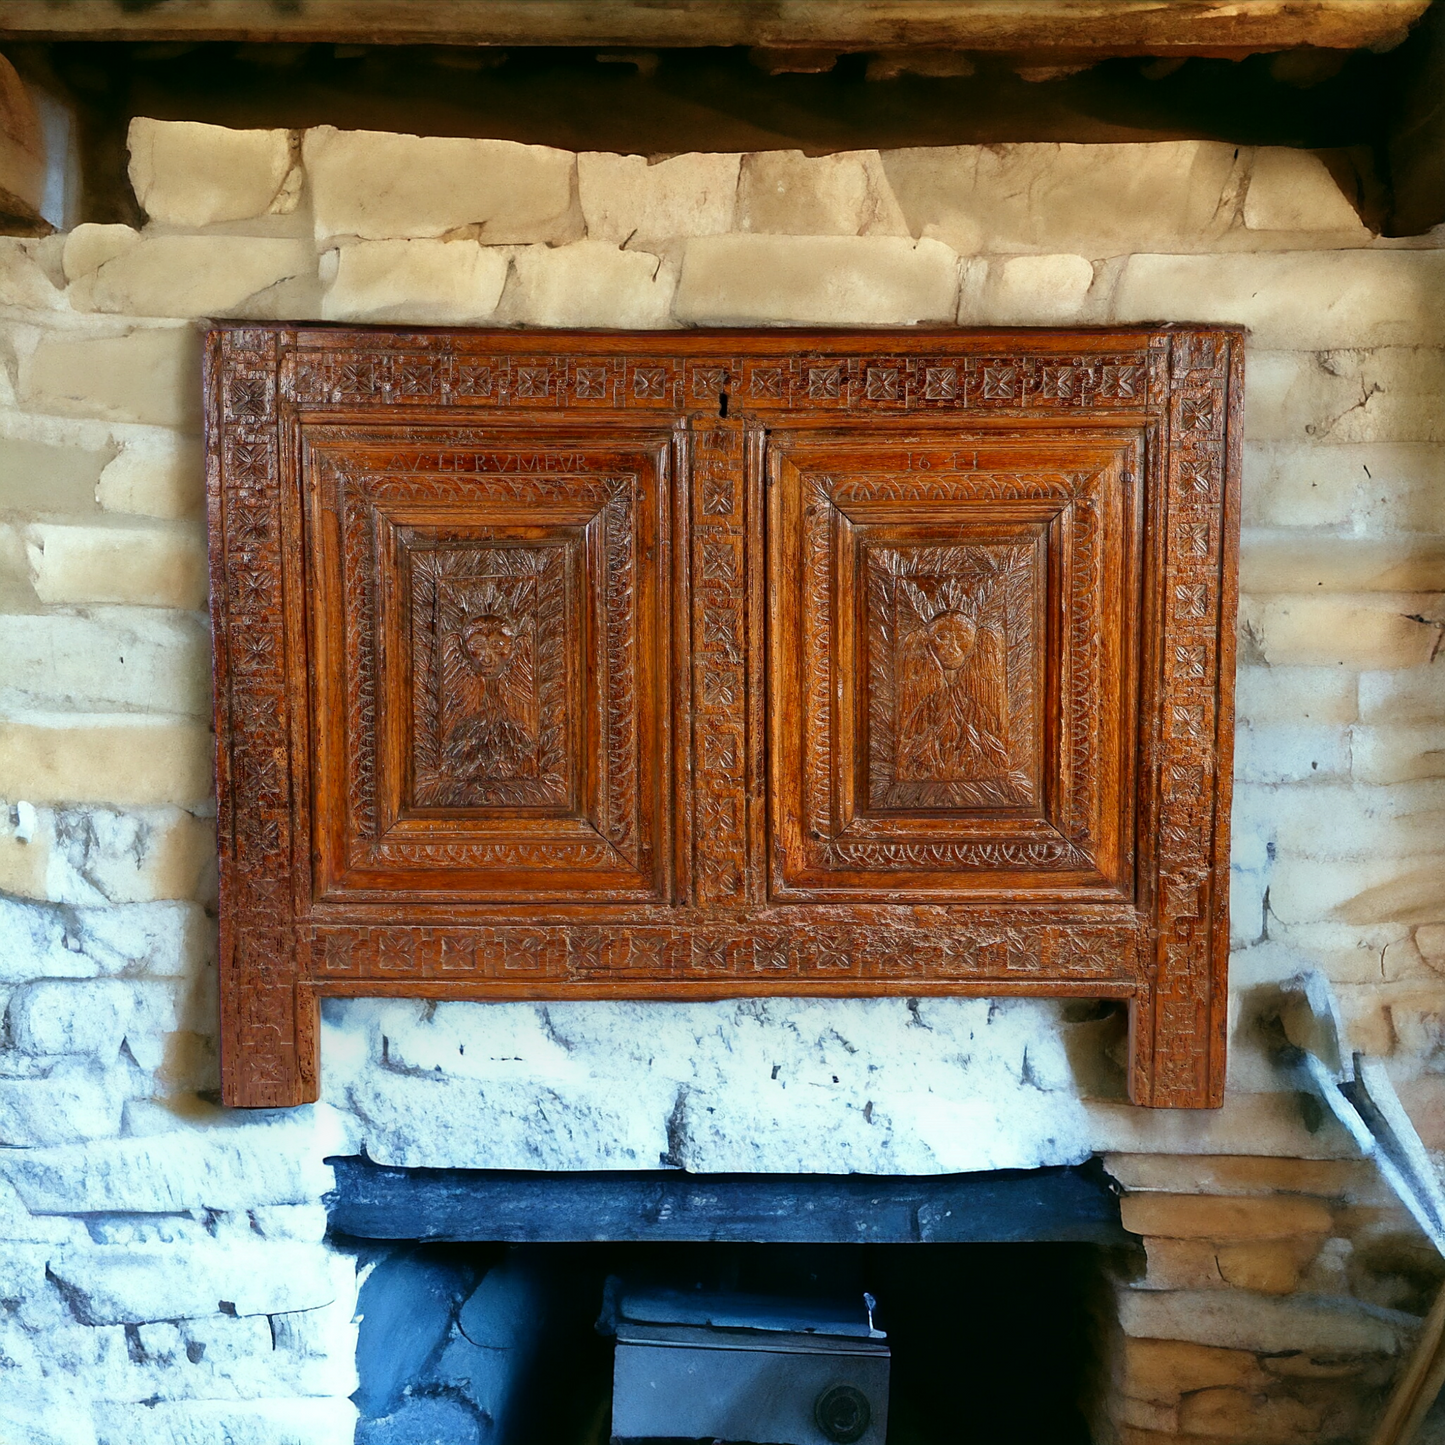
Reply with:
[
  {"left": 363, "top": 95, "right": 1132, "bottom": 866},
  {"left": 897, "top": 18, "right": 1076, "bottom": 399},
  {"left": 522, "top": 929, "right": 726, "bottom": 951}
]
[{"left": 0, "top": 119, "right": 1443, "bottom": 1444}]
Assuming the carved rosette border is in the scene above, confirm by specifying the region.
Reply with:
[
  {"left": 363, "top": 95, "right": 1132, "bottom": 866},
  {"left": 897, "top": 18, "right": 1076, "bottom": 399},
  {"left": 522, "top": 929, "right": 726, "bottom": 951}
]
[
  {"left": 306, "top": 918, "right": 1144, "bottom": 984},
  {"left": 1140, "top": 331, "right": 1236, "bottom": 1107},
  {"left": 691, "top": 425, "right": 749, "bottom": 906},
  {"left": 211, "top": 329, "right": 307, "bottom": 1105},
  {"left": 282, "top": 346, "right": 1155, "bottom": 416}
]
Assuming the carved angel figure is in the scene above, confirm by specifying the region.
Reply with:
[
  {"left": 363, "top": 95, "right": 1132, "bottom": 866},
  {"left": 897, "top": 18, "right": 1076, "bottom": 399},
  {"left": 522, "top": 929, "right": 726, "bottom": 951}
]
[
  {"left": 442, "top": 579, "right": 539, "bottom": 782},
  {"left": 895, "top": 576, "right": 1010, "bottom": 783}
]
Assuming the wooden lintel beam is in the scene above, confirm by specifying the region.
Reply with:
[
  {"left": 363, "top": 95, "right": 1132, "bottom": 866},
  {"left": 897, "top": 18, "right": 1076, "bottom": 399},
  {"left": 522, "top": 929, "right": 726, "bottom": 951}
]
[{"left": 0, "top": 0, "right": 1432, "bottom": 55}]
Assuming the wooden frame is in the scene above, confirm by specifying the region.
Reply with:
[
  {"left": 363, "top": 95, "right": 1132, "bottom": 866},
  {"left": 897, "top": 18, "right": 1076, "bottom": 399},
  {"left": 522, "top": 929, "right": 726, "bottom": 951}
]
[{"left": 206, "top": 325, "right": 1242, "bottom": 1109}]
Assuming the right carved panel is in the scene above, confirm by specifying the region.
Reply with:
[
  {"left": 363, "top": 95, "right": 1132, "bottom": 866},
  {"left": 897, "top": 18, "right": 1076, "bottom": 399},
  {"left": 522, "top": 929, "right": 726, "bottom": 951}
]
[{"left": 769, "top": 434, "right": 1142, "bottom": 902}]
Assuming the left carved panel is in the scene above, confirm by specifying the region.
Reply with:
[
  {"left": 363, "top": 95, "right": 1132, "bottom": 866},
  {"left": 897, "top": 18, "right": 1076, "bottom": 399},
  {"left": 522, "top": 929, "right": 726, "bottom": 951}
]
[{"left": 304, "top": 428, "right": 675, "bottom": 904}]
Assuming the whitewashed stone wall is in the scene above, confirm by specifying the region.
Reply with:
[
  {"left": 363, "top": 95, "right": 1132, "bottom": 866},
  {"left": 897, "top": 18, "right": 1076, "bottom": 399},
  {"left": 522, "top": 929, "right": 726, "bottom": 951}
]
[{"left": 0, "top": 118, "right": 1442, "bottom": 1443}]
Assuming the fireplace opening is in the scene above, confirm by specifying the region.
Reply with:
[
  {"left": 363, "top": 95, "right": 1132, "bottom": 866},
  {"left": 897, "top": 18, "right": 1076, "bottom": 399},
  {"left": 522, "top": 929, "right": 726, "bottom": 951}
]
[{"left": 329, "top": 1162, "right": 1126, "bottom": 1444}]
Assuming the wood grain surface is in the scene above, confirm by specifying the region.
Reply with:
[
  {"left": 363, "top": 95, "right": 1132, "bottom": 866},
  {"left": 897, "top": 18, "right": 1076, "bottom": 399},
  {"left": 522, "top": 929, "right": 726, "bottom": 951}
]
[{"left": 206, "top": 325, "right": 1242, "bottom": 1110}]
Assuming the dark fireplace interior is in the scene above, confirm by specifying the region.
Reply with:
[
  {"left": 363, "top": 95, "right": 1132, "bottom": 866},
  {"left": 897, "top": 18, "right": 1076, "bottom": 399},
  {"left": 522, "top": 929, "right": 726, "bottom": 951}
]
[{"left": 328, "top": 1163, "right": 1127, "bottom": 1445}]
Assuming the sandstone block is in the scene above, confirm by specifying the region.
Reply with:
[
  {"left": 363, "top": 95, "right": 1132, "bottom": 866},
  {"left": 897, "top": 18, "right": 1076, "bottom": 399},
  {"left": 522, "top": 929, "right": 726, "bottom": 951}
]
[
  {"left": 1122, "top": 1193, "right": 1333, "bottom": 1241},
  {"left": 1352, "top": 725, "right": 1445, "bottom": 785},
  {"left": 1113, "top": 253, "right": 1445, "bottom": 350},
  {"left": 674, "top": 234, "right": 958, "bottom": 325},
  {"left": 976, "top": 253, "right": 1094, "bottom": 325},
  {"left": 128, "top": 118, "right": 295, "bottom": 227},
  {"left": 319, "top": 238, "right": 509, "bottom": 325},
  {"left": 95, "top": 1399, "right": 355, "bottom": 1445},
  {"left": 68, "top": 234, "right": 314, "bottom": 319},
  {"left": 1118, "top": 1337, "right": 1267, "bottom": 1403},
  {"left": 1245, "top": 350, "right": 1445, "bottom": 446},
  {"left": 1177, "top": 1386, "right": 1325, "bottom": 1444},
  {"left": 1360, "top": 667, "right": 1445, "bottom": 724},
  {"left": 1214, "top": 1238, "right": 1325, "bottom": 1294},
  {"left": 95, "top": 430, "right": 203, "bottom": 520},
  {"left": 0, "top": 610, "right": 211, "bottom": 715},
  {"left": 0, "top": 53, "right": 45, "bottom": 221},
  {"left": 1415, "top": 923, "right": 1445, "bottom": 970},
  {"left": 737, "top": 149, "right": 908, "bottom": 236},
  {"left": 1139, "top": 1236, "right": 1225, "bottom": 1290},
  {"left": 506, "top": 240, "right": 676, "bottom": 328},
  {"left": 7, "top": 978, "right": 132, "bottom": 1059},
  {"left": 1268, "top": 854, "right": 1445, "bottom": 927},
  {"left": 61, "top": 223, "right": 140, "bottom": 282},
  {"left": 1116, "top": 1395, "right": 1178, "bottom": 1433},
  {"left": 24, "top": 520, "right": 207, "bottom": 609},
  {"left": 1234, "top": 666, "right": 1356, "bottom": 727},
  {"left": 0, "top": 435, "right": 108, "bottom": 516},
  {"left": 0, "top": 713, "right": 212, "bottom": 807},
  {"left": 0, "top": 1114, "right": 342, "bottom": 1213},
  {"left": 48, "top": 1240, "right": 340, "bottom": 1324},
  {"left": 22, "top": 327, "right": 202, "bottom": 430},
  {"left": 1241, "top": 532, "right": 1445, "bottom": 593},
  {"left": 1086, "top": 1091, "right": 1355, "bottom": 1159},
  {"left": 1116, "top": 1285, "right": 1412, "bottom": 1354},
  {"left": 304, "top": 125, "right": 577, "bottom": 243},
  {"left": 1243, "top": 148, "right": 1370, "bottom": 235},
  {"left": 0, "top": 1070, "right": 125, "bottom": 1147},
  {"left": 1244, "top": 442, "right": 1445, "bottom": 533},
  {"left": 1264, "top": 780, "right": 1445, "bottom": 861},
  {"left": 1239, "top": 595, "right": 1443, "bottom": 669},
  {"left": 881, "top": 140, "right": 1242, "bottom": 256},
  {"left": 578, "top": 151, "right": 739, "bottom": 242}
]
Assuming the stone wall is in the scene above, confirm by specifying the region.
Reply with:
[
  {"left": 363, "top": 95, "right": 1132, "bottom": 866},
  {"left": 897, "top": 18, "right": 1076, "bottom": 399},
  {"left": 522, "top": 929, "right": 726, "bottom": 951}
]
[{"left": 1, "top": 118, "right": 1443, "bottom": 1444}]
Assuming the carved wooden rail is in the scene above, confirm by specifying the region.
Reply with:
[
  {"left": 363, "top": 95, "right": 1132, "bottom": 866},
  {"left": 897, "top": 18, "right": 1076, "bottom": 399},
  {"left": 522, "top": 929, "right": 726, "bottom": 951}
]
[{"left": 206, "top": 325, "right": 1241, "bottom": 1108}]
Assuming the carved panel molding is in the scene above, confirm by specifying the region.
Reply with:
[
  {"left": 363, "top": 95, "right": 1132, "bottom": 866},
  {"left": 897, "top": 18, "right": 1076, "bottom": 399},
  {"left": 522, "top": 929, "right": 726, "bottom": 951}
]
[{"left": 207, "top": 326, "right": 1242, "bottom": 1109}]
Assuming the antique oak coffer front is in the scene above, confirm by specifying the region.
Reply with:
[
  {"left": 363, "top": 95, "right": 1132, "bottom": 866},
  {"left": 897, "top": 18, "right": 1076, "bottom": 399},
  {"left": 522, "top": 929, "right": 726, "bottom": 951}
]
[{"left": 206, "top": 326, "right": 1242, "bottom": 1109}]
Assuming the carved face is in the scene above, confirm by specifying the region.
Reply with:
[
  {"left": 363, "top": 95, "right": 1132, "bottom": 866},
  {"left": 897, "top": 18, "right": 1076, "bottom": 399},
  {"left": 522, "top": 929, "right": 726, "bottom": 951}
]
[
  {"left": 926, "top": 611, "right": 977, "bottom": 670},
  {"left": 459, "top": 613, "right": 520, "bottom": 676}
]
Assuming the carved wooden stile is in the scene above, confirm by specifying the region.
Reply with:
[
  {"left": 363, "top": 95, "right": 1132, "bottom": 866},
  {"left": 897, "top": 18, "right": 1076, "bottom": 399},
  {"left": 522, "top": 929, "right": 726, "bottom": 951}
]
[{"left": 206, "top": 326, "right": 1242, "bottom": 1109}]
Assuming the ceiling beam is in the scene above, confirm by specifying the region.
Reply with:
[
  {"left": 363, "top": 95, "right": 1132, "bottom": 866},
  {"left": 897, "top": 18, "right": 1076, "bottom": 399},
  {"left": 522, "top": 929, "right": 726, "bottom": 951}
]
[{"left": 0, "top": 0, "right": 1432, "bottom": 56}]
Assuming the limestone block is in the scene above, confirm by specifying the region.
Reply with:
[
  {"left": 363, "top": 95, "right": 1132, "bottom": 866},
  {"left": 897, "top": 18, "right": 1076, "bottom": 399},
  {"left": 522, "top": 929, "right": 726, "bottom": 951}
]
[
  {"left": 0, "top": 1111, "right": 342, "bottom": 1213},
  {"left": 1086, "top": 1091, "right": 1355, "bottom": 1159},
  {"left": 1244, "top": 148, "right": 1369, "bottom": 235},
  {"left": 1234, "top": 666, "right": 1357, "bottom": 726},
  {"left": 319, "top": 238, "right": 509, "bottom": 325},
  {"left": 1177, "top": 1386, "right": 1325, "bottom": 1445},
  {"left": 95, "top": 1400, "right": 354, "bottom": 1445},
  {"left": 578, "top": 151, "right": 739, "bottom": 243},
  {"left": 24, "top": 520, "right": 207, "bottom": 608},
  {"left": 736, "top": 150, "right": 908, "bottom": 236},
  {"left": 1122, "top": 1193, "right": 1333, "bottom": 1241},
  {"left": 0, "top": 434, "right": 109, "bottom": 520},
  {"left": 976, "top": 253, "right": 1094, "bottom": 325},
  {"left": 1241, "top": 532, "right": 1445, "bottom": 593},
  {"left": 1243, "top": 442, "right": 1445, "bottom": 532},
  {"left": 1114, "top": 253, "right": 1445, "bottom": 349},
  {"left": 0, "top": 713, "right": 212, "bottom": 807},
  {"left": 61, "top": 223, "right": 139, "bottom": 282},
  {"left": 95, "top": 431, "right": 204, "bottom": 520},
  {"left": 1263, "top": 781, "right": 1445, "bottom": 861},
  {"left": 0, "top": 1070, "right": 125, "bottom": 1147},
  {"left": 506, "top": 240, "right": 677, "bottom": 328},
  {"left": 326, "top": 995, "right": 1091, "bottom": 1174},
  {"left": 0, "top": 54, "right": 45, "bottom": 222},
  {"left": 7, "top": 978, "right": 132, "bottom": 1059},
  {"left": 48, "top": 1240, "right": 340, "bottom": 1324},
  {"left": 67, "top": 234, "right": 314, "bottom": 319},
  {"left": 1361, "top": 667, "right": 1445, "bottom": 724},
  {"left": 1138, "top": 1236, "right": 1226, "bottom": 1290},
  {"left": 1234, "top": 722, "right": 1350, "bottom": 784},
  {"left": 304, "top": 126, "right": 577, "bottom": 243},
  {"left": 1268, "top": 854, "right": 1445, "bottom": 926},
  {"left": 21, "top": 327, "right": 202, "bottom": 430},
  {"left": 47, "top": 806, "right": 215, "bottom": 906},
  {"left": 128, "top": 118, "right": 295, "bottom": 227},
  {"left": 881, "top": 140, "right": 1243, "bottom": 256},
  {"left": 1215, "top": 1239, "right": 1327, "bottom": 1295},
  {"left": 1115, "top": 1396, "right": 1178, "bottom": 1434},
  {"left": 1115, "top": 1284, "right": 1413, "bottom": 1354},
  {"left": 1239, "top": 595, "right": 1443, "bottom": 669},
  {"left": 674, "top": 234, "right": 957, "bottom": 325},
  {"left": 1119, "top": 1338, "right": 1268, "bottom": 1404},
  {"left": 0, "top": 610, "right": 211, "bottom": 716},
  {"left": 1352, "top": 725, "right": 1445, "bottom": 785},
  {"left": 0, "top": 893, "right": 97, "bottom": 982}
]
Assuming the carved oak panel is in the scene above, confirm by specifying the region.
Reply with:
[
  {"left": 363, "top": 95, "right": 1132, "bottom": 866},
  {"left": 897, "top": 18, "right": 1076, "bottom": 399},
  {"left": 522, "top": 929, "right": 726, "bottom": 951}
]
[{"left": 207, "top": 327, "right": 1241, "bottom": 1111}]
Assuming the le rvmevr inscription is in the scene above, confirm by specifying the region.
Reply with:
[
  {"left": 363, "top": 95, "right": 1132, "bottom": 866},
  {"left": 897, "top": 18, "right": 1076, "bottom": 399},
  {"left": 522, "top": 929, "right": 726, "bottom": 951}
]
[{"left": 208, "top": 327, "right": 1241, "bottom": 1111}]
